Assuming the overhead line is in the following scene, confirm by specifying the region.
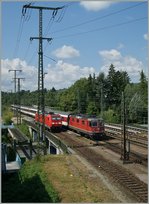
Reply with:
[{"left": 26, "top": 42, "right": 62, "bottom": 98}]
[
  {"left": 54, "top": 16, "right": 147, "bottom": 40},
  {"left": 13, "top": 14, "right": 25, "bottom": 58},
  {"left": 51, "top": 1, "right": 147, "bottom": 34}
]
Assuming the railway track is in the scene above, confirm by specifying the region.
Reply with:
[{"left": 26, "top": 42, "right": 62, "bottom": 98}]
[
  {"left": 55, "top": 131, "right": 148, "bottom": 203},
  {"left": 103, "top": 140, "right": 148, "bottom": 166},
  {"left": 105, "top": 128, "right": 148, "bottom": 148}
]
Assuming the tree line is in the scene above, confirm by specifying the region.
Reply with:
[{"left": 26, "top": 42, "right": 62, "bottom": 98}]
[{"left": 2, "top": 64, "right": 148, "bottom": 124}]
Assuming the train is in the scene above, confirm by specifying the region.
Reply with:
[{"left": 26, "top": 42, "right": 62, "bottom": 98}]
[
  {"left": 35, "top": 111, "right": 62, "bottom": 131},
  {"left": 11, "top": 105, "right": 105, "bottom": 140},
  {"left": 58, "top": 112, "right": 105, "bottom": 140},
  {"left": 11, "top": 105, "right": 62, "bottom": 132}
]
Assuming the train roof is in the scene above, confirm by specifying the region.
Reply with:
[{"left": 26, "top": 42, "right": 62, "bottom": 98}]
[{"left": 70, "top": 114, "right": 103, "bottom": 120}]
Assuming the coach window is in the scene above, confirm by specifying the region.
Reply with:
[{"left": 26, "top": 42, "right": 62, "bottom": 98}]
[
  {"left": 82, "top": 120, "right": 85, "bottom": 125},
  {"left": 77, "top": 119, "right": 79, "bottom": 123}
]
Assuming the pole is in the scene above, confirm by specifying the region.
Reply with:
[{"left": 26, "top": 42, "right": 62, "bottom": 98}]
[
  {"left": 100, "top": 83, "right": 103, "bottom": 118},
  {"left": 9, "top": 69, "right": 22, "bottom": 93},
  {"left": 77, "top": 89, "right": 80, "bottom": 113},
  {"left": 8, "top": 69, "right": 22, "bottom": 116},
  {"left": 122, "top": 92, "right": 126, "bottom": 162},
  {"left": 23, "top": 3, "right": 64, "bottom": 143},
  {"left": 14, "top": 77, "right": 25, "bottom": 124}
]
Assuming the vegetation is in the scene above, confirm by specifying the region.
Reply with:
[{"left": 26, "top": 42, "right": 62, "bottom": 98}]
[
  {"left": 16, "top": 122, "right": 31, "bottom": 139},
  {"left": 2, "top": 107, "right": 13, "bottom": 125},
  {"left": 2, "top": 64, "right": 148, "bottom": 124},
  {"left": 2, "top": 159, "right": 60, "bottom": 203}
]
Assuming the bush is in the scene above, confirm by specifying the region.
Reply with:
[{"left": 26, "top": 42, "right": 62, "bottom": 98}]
[{"left": 103, "top": 109, "right": 119, "bottom": 123}]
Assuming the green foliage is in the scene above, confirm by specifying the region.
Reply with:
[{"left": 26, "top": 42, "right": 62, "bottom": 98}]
[
  {"left": 103, "top": 109, "right": 119, "bottom": 123},
  {"left": 16, "top": 122, "right": 31, "bottom": 139},
  {"left": 2, "top": 159, "right": 60, "bottom": 203},
  {"left": 2, "top": 108, "right": 13, "bottom": 125},
  {"left": 1, "top": 65, "right": 147, "bottom": 125},
  {"left": 124, "top": 72, "right": 148, "bottom": 124},
  {"left": 104, "top": 64, "right": 130, "bottom": 110},
  {"left": 86, "top": 101, "right": 98, "bottom": 115}
]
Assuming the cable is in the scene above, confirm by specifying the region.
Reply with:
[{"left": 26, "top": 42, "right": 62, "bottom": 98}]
[
  {"left": 44, "top": 55, "right": 57, "bottom": 63},
  {"left": 13, "top": 2, "right": 34, "bottom": 59},
  {"left": 54, "top": 16, "right": 147, "bottom": 40},
  {"left": 51, "top": 1, "right": 147, "bottom": 34},
  {"left": 23, "top": 41, "right": 31, "bottom": 61},
  {"left": 13, "top": 14, "right": 25, "bottom": 58}
]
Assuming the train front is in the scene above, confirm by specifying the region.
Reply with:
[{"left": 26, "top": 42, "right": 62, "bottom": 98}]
[
  {"left": 50, "top": 114, "right": 62, "bottom": 132},
  {"left": 89, "top": 118, "right": 105, "bottom": 140}
]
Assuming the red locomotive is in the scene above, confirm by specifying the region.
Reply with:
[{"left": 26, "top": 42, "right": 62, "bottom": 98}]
[
  {"left": 35, "top": 111, "right": 62, "bottom": 131},
  {"left": 58, "top": 112, "right": 104, "bottom": 140}
]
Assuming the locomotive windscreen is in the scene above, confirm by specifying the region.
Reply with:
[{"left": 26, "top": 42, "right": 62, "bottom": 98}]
[
  {"left": 52, "top": 116, "right": 61, "bottom": 120},
  {"left": 89, "top": 119, "right": 104, "bottom": 127}
]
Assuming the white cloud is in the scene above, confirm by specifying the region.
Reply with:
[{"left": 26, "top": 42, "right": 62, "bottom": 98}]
[
  {"left": 99, "top": 49, "right": 122, "bottom": 61},
  {"left": 80, "top": 1, "right": 114, "bottom": 11},
  {"left": 52, "top": 45, "right": 80, "bottom": 59},
  {"left": 1, "top": 58, "right": 96, "bottom": 91},
  {"left": 143, "top": 33, "right": 148, "bottom": 40},
  {"left": 44, "top": 60, "right": 96, "bottom": 89},
  {"left": 1, "top": 58, "right": 37, "bottom": 92},
  {"left": 99, "top": 49, "right": 145, "bottom": 82}
]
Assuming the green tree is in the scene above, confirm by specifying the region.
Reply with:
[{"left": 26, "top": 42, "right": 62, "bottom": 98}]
[
  {"left": 105, "top": 64, "right": 130, "bottom": 110},
  {"left": 86, "top": 101, "right": 98, "bottom": 115}
]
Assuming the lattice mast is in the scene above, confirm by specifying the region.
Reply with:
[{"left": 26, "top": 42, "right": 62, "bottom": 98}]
[{"left": 22, "top": 4, "right": 64, "bottom": 141}]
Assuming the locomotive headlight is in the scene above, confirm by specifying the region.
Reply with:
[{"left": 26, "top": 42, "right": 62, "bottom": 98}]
[{"left": 52, "top": 122, "right": 55, "bottom": 124}]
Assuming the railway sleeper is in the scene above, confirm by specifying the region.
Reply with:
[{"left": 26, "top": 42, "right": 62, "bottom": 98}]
[
  {"left": 129, "top": 189, "right": 148, "bottom": 196},
  {"left": 129, "top": 187, "right": 147, "bottom": 191},
  {"left": 124, "top": 181, "right": 142, "bottom": 185},
  {"left": 133, "top": 193, "right": 148, "bottom": 200}
]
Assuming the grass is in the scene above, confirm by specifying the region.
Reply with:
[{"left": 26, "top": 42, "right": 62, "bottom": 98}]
[
  {"left": 2, "top": 154, "right": 120, "bottom": 203},
  {"left": 42, "top": 154, "right": 120, "bottom": 203},
  {"left": 16, "top": 122, "right": 32, "bottom": 139},
  {"left": 2, "top": 159, "right": 60, "bottom": 203}
]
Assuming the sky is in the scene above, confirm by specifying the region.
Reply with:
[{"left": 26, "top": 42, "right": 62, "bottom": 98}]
[{"left": 1, "top": 0, "right": 148, "bottom": 92}]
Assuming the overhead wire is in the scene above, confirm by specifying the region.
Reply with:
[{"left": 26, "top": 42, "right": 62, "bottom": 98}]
[
  {"left": 25, "top": 2, "right": 69, "bottom": 65},
  {"left": 54, "top": 16, "right": 147, "bottom": 40},
  {"left": 42, "top": 4, "right": 68, "bottom": 61},
  {"left": 12, "top": 14, "right": 25, "bottom": 58},
  {"left": 20, "top": 1, "right": 146, "bottom": 65},
  {"left": 13, "top": 2, "right": 35, "bottom": 59},
  {"left": 51, "top": 1, "right": 147, "bottom": 34}
]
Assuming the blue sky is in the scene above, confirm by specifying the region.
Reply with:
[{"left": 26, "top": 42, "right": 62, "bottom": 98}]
[{"left": 1, "top": 1, "right": 148, "bottom": 92}]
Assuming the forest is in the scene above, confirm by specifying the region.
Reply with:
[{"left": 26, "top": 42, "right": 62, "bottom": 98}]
[{"left": 2, "top": 64, "right": 148, "bottom": 125}]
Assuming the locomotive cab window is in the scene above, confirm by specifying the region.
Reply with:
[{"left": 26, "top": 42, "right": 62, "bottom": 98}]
[
  {"left": 52, "top": 116, "right": 61, "bottom": 120},
  {"left": 90, "top": 121, "right": 98, "bottom": 127}
]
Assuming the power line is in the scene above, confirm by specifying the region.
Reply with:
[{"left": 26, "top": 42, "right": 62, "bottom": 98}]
[
  {"left": 51, "top": 1, "right": 147, "bottom": 34},
  {"left": 13, "top": 14, "right": 25, "bottom": 58},
  {"left": 54, "top": 16, "right": 147, "bottom": 40},
  {"left": 43, "top": 55, "right": 57, "bottom": 63}
]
